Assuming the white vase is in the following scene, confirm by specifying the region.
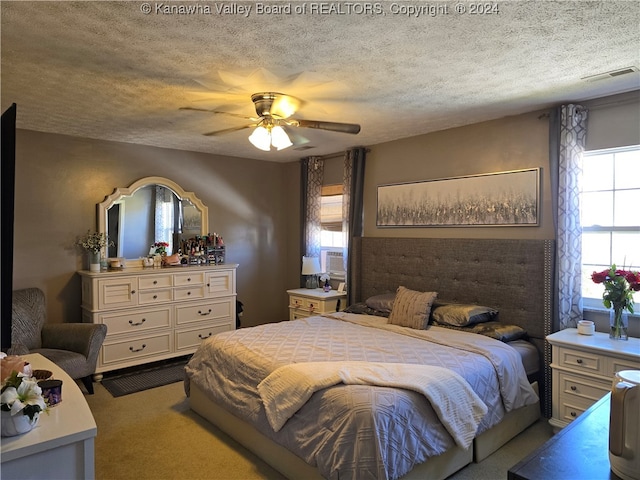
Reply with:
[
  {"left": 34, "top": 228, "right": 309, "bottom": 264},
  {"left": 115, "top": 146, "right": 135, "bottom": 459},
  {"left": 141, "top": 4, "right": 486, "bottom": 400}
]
[
  {"left": 88, "top": 251, "right": 101, "bottom": 272},
  {"left": 1, "top": 410, "right": 39, "bottom": 437}
]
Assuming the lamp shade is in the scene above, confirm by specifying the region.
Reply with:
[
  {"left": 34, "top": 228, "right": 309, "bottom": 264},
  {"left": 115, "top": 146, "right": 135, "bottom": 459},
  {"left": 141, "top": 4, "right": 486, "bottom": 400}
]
[
  {"left": 248, "top": 126, "right": 271, "bottom": 151},
  {"left": 301, "top": 256, "right": 322, "bottom": 275},
  {"left": 270, "top": 126, "right": 293, "bottom": 150}
]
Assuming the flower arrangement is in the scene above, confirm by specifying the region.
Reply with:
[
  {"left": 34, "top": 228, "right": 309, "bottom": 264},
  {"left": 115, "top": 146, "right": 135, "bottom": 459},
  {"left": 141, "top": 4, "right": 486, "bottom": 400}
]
[
  {"left": 76, "top": 230, "right": 114, "bottom": 254},
  {"left": 591, "top": 265, "right": 640, "bottom": 339},
  {"left": 153, "top": 241, "right": 169, "bottom": 255},
  {"left": 1, "top": 371, "right": 47, "bottom": 421}
]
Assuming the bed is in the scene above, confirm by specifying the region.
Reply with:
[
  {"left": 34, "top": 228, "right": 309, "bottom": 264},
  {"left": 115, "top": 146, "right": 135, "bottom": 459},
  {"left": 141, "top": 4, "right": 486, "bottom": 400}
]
[{"left": 185, "top": 237, "right": 555, "bottom": 480}]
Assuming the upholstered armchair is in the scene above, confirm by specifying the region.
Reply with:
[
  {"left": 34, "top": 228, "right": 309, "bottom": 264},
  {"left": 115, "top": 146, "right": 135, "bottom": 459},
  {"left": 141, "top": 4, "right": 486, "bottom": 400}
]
[{"left": 9, "top": 288, "right": 107, "bottom": 394}]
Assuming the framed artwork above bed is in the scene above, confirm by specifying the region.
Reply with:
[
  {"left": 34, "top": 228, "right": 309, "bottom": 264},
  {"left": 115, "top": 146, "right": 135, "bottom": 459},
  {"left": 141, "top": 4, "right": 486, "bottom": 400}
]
[{"left": 376, "top": 167, "right": 540, "bottom": 227}]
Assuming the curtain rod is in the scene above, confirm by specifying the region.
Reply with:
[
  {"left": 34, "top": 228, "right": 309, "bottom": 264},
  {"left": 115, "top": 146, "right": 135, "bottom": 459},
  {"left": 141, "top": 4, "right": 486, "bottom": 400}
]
[{"left": 303, "top": 147, "right": 371, "bottom": 162}]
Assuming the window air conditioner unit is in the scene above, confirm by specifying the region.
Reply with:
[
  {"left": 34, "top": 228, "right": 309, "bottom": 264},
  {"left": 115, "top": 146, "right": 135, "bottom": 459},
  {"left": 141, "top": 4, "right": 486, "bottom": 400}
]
[{"left": 326, "top": 251, "right": 346, "bottom": 280}]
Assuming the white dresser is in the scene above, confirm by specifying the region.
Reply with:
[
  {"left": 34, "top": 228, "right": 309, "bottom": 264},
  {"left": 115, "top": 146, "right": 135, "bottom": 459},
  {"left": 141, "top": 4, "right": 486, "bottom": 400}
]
[
  {"left": 1, "top": 354, "right": 96, "bottom": 479},
  {"left": 79, "top": 264, "right": 237, "bottom": 377},
  {"left": 547, "top": 328, "right": 640, "bottom": 430},
  {"left": 287, "top": 288, "right": 346, "bottom": 321}
]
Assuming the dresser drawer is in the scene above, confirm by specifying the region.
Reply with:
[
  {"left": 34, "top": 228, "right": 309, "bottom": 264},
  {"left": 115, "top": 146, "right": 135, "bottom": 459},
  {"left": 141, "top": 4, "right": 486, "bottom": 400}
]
[
  {"left": 556, "top": 392, "right": 605, "bottom": 423},
  {"left": 175, "top": 298, "right": 233, "bottom": 326},
  {"left": 206, "top": 270, "right": 234, "bottom": 297},
  {"left": 606, "top": 356, "right": 640, "bottom": 377},
  {"left": 289, "top": 295, "right": 306, "bottom": 309},
  {"left": 174, "top": 272, "right": 205, "bottom": 287},
  {"left": 556, "top": 346, "right": 605, "bottom": 376},
  {"left": 101, "top": 333, "right": 172, "bottom": 365},
  {"left": 174, "top": 285, "right": 206, "bottom": 301},
  {"left": 175, "top": 323, "right": 232, "bottom": 351},
  {"left": 289, "top": 308, "right": 311, "bottom": 320},
  {"left": 557, "top": 371, "right": 610, "bottom": 403},
  {"left": 139, "top": 274, "right": 173, "bottom": 290},
  {"left": 138, "top": 288, "right": 173, "bottom": 305},
  {"left": 97, "top": 277, "right": 137, "bottom": 309},
  {"left": 99, "top": 308, "right": 171, "bottom": 336},
  {"left": 289, "top": 296, "right": 319, "bottom": 310}
]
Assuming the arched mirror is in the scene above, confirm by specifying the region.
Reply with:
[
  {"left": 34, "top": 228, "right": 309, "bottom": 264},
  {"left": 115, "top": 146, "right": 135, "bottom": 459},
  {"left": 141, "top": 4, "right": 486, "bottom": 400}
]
[{"left": 98, "top": 177, "right": 208, "bottom": 261}]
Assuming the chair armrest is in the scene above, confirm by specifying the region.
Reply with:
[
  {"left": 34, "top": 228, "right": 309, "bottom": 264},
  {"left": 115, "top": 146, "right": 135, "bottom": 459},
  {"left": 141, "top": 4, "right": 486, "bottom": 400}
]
[{"left": 41, "top": 323, "right": 107, "bottom": 360}]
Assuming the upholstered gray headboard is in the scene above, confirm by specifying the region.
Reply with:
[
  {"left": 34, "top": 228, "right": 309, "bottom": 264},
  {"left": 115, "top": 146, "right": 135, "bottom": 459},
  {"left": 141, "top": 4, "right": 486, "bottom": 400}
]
[{"left": 350, "top": 237, "right": 555, "bottom": 415}]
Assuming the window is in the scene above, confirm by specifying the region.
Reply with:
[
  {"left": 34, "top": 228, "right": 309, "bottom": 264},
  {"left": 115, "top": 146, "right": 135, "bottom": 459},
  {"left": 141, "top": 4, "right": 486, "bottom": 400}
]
[
  {"left": 320, "top": 185, "right": 344, "bottom": 249},
  {"left": 320, "top": 185, "right": 345, "bottom": 276},
  {"left": 581, "top": 145, "right": 640, "bottom": 307}
]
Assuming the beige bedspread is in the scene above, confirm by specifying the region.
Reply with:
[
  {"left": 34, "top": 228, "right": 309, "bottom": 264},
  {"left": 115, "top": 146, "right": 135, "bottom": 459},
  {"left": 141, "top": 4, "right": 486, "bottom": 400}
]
[{"left": 185, "top": 313, "right": 538, "bottom": 480}]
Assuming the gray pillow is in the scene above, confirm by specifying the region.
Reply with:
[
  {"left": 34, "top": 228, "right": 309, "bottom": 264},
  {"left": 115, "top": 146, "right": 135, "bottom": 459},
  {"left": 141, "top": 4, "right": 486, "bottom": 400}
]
[
  {"left": 435, "top": 321, "right": 527, "bottom": 342},
  {"left": 388, "top": 286, "right": 438, "bottom": 329},
  {"left": 431, "top": 302, "right": 498, "bottom": 327},
  {"left": 343, "top": 302, "right": 390, "bottom": 318},
  {"left": 365, "top": 293, "right": 396, "bottom": 313}
]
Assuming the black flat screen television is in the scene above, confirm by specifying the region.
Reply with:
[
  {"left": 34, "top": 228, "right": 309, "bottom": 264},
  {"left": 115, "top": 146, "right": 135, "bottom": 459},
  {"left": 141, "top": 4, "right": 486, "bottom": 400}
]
[{"left": 1, "top": 103, "right": 17, "bottom": 351}]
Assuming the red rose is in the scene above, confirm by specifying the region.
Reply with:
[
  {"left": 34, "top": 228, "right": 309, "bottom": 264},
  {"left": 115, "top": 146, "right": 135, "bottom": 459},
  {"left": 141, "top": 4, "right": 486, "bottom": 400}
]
[{"left": 591, "top": 270, "right": 608, "bottom": 284}]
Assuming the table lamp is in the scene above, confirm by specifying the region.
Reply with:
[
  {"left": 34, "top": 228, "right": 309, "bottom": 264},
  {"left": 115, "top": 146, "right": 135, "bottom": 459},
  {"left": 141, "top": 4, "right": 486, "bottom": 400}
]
[{"left": 301, "top": 256, "right": 322, "bottom": 289}]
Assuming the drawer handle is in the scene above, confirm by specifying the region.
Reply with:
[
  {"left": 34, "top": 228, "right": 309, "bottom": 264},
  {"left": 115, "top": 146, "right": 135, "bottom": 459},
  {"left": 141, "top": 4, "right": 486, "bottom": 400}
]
[
  {"left": 570, "top": 411, "right": 577, "bottom": 417},
  {"left": 129, "top": 344, "right": 146, "bottom": 353},
  {"left": 153, "top": 280, "right": 158, "bottom": 285},
  {"left": 129, "top": 318, "right": 146, "bottom": 326},
  {"left": 198, "top": 333, "right": 212, "bottom": 339},
  {"left": 576, "top": 359, "right": 583, "bottom": 364},
  {"left": 153, "top": 295, "right": 158, "bottom": 299},
  {"left": 570, "top": 385, "right": 577, "bottom": 391},
  {"left": 198, "top": 309, "right": 212, "bottom": 316},
  {"left": 187, "top": 291, "right": 191, "bottom": 296},
  {"left": 131, "top": 290, "right": 136, "bottom": 294},
  {"left": 187, "top": 278, "right": 191, "bottom": 282}
]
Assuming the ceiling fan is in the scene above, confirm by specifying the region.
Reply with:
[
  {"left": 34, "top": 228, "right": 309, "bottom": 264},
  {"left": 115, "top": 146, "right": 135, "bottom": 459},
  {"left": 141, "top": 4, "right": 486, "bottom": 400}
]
[{"left": 180, "top": 92, "right": 361, "bottom": 151}]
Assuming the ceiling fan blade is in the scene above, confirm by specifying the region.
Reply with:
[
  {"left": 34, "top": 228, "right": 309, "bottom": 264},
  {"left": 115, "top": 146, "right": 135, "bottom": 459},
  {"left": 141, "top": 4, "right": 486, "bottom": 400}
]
[
  {"left": 281, "top": 126, "right": 310, "bottom": 147},
  {"left": 202, "top": 124, "right": 257, "bottom": 136},
  {"left": 180, "top": 106, "right": 257, "bottom": 121},
  {"left": 294, "top": 119, "right": 361, "bottom": 135}
]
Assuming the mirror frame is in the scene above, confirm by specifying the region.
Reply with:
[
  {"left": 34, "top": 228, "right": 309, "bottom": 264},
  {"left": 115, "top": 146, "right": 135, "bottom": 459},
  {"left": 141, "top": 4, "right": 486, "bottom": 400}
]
[{"left": 97, "top": 176, "right": 209, "bottom": 263}]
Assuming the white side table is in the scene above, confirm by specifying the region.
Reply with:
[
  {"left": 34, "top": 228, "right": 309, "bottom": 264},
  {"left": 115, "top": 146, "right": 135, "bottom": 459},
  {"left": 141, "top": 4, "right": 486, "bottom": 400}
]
[
  {"left": 287, "top": 288, "right": 347, "bottom": 321},
  {"left": 1, "top": 353, "right": 97, "bottom": 479},
  {"left": 547, "top": 328, "right": 640, "bottom": 431}
]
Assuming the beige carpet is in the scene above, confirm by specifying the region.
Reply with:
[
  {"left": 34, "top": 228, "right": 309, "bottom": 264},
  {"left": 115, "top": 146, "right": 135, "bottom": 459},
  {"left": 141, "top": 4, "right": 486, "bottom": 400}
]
[{"left": 85, "top": 380, "right": 553, "bottom": 480}]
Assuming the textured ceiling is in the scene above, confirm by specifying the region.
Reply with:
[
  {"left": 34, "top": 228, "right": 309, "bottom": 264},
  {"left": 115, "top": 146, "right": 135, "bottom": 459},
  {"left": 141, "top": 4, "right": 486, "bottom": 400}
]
[{"left": 1, "top": 1, "right": 639, "bottom": 163}]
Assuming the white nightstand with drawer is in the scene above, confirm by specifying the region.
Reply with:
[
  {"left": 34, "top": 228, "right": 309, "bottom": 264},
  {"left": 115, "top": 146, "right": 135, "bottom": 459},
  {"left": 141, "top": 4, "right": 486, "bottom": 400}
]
[
  {"left": 287, "top": 288, "right": 347, "bottom": 320},
  {"left": 547, "top": 328, "right": 640, "bottom": 431}
]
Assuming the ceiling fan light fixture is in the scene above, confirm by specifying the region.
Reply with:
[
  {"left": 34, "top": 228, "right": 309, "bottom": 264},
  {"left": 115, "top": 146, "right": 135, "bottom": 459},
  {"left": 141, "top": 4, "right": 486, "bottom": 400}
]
[
  {"left": 248, "top": 126, "right": 271, "bottom": 151},
  {"left": 271, "top": 126, "right": 293, "bottom": 150}
]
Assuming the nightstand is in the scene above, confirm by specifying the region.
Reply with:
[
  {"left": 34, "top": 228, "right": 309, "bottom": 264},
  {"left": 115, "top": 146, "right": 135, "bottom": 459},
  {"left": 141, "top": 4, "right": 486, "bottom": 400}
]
[
  {"left": 287, "top": 288, "right": 347, "bottom": 321},
  {"left": 547, "top": 328, "right": 640, "bottom": 431}
]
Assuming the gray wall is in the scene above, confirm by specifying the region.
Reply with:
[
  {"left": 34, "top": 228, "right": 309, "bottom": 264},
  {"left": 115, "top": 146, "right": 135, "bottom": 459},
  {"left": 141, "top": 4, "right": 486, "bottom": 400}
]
[
  {"left": 364, "top": 109, "right": 554, "bottom": 239},
  {"left": 13, "top": 130, "right": 299, "bottom": 327}
]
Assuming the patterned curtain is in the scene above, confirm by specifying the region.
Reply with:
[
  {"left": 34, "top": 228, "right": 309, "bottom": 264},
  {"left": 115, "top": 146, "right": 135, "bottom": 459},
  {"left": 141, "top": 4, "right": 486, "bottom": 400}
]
[
  {"left": 342, "top": 148, "right": 366, "bottom": 305},
  {"left": 550, "top": 104, "right": 588, "bottom": 330},
  {"left": 154, "top": 186, "right": 175, "bottom": 253},
  {"left": 300, "top": 157, "right": 324, "bottom": 285}
]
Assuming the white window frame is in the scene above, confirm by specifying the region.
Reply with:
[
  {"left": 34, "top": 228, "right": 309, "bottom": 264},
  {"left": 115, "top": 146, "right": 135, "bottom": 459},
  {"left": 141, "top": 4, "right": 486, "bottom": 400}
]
[
  {"left": 320, "top": 185, "right": 345, "bottom": 275},
  {"left": 580, "top": 144, "right": 640, "bottom": 310}
]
